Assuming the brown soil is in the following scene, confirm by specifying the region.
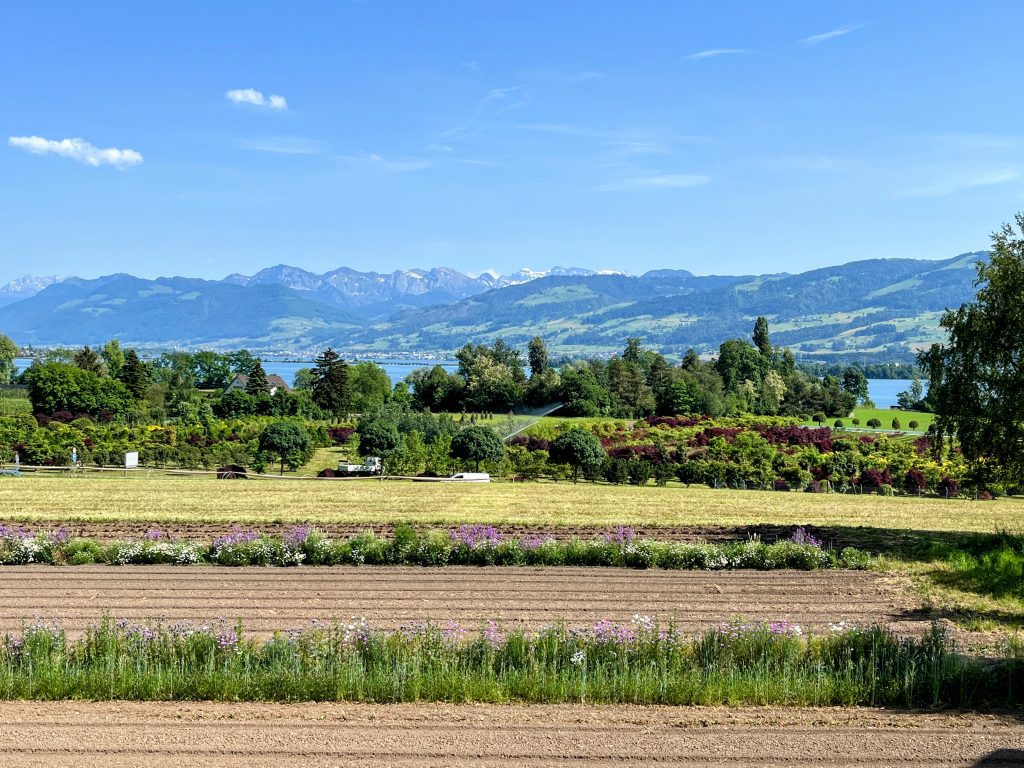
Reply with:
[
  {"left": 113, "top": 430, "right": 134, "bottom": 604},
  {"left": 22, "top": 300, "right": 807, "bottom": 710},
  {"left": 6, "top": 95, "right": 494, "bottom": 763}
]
[
  {"left": 0, "top": 702, "right": 1021, "bottom": 767},
  {"left": 0, "top": 566, "right": 916, "bottom": 638}
]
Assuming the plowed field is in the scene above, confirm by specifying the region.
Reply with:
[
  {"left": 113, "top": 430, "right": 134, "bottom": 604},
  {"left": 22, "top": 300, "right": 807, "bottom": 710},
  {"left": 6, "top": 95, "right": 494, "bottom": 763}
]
[
  {"left": 0, "top": 566, "right": 914, "bottom": 637},
  {"left": 0, "top": 702, "right": 1020, "bottom": 767}
]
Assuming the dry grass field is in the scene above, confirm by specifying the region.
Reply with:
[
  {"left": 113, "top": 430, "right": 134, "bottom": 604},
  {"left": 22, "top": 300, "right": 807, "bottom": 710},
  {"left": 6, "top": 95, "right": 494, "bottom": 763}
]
[{"left": 1, "top": 473, "right": 1020, "bottom": 532}]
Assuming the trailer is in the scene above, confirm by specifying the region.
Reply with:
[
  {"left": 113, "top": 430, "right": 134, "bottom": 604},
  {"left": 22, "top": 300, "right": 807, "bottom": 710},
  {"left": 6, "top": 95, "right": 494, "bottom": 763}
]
[{"left": 336, "top": 456, "right": 383, "bottom": 476}]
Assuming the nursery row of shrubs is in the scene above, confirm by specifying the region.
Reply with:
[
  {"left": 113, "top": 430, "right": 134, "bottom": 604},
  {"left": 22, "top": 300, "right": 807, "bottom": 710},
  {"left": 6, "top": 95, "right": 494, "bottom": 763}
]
[{"left": 0, "top": 524, "right": 871, "bottom": 570}]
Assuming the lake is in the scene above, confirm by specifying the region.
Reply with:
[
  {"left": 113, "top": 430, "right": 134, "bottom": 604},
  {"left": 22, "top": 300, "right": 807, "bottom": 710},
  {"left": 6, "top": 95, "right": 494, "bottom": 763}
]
[
  {"left": 12, "top": 357, "right": 921, "bottom": 408},
  {"left": 867, "top": 379, "right": 927, "bottom": 409},
  {"left": 259, "top": 359, "right": 458, "bottom": 388}
]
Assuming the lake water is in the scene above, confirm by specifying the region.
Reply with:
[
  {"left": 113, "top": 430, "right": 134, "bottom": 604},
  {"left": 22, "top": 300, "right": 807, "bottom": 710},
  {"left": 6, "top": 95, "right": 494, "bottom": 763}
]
[
  {"left": 867, "top": 379, "right": 927, "bottom": 409},
  {"left": 260, "top": 359, "right": 457, "bottom": 388},
  {"left": 12, "top": 357, "right": 920, "bottom": 407}
]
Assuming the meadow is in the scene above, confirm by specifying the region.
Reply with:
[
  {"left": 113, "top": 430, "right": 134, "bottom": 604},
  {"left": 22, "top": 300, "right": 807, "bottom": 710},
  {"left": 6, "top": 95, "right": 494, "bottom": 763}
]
[{"left": 0, "top": 472, "right": 1019, "bottom": 531}]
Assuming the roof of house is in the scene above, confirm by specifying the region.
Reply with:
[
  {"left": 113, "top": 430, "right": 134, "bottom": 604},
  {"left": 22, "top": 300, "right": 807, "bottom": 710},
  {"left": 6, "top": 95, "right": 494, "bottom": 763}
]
[{"left": 228, "top": 373, "right": 290, "bottom": 391}]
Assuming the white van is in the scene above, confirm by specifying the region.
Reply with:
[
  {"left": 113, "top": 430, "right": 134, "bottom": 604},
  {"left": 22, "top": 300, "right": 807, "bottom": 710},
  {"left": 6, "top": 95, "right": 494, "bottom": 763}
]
[{"left": 447, "top": 472, "right": 491, "bottom": 483}]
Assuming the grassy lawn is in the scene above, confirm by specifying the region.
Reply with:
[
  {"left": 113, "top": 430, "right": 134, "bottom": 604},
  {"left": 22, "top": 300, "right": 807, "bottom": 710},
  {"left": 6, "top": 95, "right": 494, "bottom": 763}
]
[
  {"left": 0, "top": 389, "right": 32, "bottom": 418},
  {"left": 821, "top": 407, "right": 935, "bottom": 433},
  {"left": 1, "top": 473, "right": 1021, "bottom": 530},
  {"left": 884, "top": 556, "right": 1024, "bottom": 633}
]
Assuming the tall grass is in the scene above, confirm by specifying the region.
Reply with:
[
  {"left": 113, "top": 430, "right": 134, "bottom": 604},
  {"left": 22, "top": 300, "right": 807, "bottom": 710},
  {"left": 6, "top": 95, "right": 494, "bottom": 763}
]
[
  {"left": 912, "top": 530, "right": 1024, "bottom": 600},
  {"left": 0, "top": 618, "right": 1019, "bottom": 708}
]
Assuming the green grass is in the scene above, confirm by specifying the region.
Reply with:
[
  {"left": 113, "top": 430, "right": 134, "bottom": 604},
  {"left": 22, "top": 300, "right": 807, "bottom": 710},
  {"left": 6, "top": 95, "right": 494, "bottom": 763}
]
[
  {"left": 2, "top": 618, "right": 1019, "bottom": 707},
  {"left": 0, "top": 390, "right": 31, "bottom": 418},
  {"left": 819, "top": 407, "right": 934, "bottom": 433},
  {"left": 879, "top": 531, "right": 1024, "bottom": 632}
]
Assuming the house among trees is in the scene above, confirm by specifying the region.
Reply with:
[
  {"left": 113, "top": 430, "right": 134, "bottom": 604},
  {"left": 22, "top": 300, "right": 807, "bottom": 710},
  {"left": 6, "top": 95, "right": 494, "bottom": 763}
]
[{"left": 224, "top": 373, "right": 290, "bottom": 396}]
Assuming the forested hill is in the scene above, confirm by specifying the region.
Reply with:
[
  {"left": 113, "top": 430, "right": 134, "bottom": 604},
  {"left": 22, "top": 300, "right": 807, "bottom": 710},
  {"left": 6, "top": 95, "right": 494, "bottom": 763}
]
[
  {"left": 0, "top": 252, "right": 985, "bottom": 359},
  {"left": 348, "top": 252, "right": 984, "bottom": 360}
]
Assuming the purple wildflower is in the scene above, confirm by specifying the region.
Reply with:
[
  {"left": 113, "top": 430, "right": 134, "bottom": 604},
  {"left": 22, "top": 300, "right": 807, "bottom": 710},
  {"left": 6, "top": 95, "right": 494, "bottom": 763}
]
[
  {"left": 604, "top": 526, "right": 635, "bottom": 546},
  {"left": 450, "top": 525, "right": 503, "bottom": 549},
  {"left": 284, "top": 525, "right": 312, "bottom": 549},
  {"left": 441, "top": 620, "right": 466, "bottom": 642},
  {"left": 519, "top": 534, "right": 555, "bottom": 550},
  {"left": 213, "top": 526, "right": 260, "bottom": 549},
  {"left": 592, "top": 619, "right": 636, "bottom": 644},
  {"left": 788, "top": 527, "right": 823, "bottom": 548},
  {"left": 483, "top": 620, "right": 502, "bottom": 649}
]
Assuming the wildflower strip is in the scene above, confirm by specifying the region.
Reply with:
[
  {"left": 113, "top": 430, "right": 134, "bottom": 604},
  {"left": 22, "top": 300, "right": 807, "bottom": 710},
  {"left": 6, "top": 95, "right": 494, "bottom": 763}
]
[
  {"left": 0, "top": 617, "right": 1020, "bottom": 708},
  {"left": 0, "top": 525, "right": 872, "bottom": 570}
]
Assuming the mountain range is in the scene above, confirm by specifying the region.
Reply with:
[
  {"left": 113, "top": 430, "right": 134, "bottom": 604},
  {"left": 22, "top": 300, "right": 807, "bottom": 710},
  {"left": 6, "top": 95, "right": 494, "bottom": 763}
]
[{"left": 0, "top": 254, "right": 986, "bottom": 361}]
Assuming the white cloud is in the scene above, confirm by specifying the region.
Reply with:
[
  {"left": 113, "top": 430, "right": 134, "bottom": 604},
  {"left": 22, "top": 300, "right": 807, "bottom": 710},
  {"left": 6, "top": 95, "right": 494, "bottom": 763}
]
[
  {"left": 686, "top": 48, "right": 751, "bottom": 61},
  {"left": 242, "top": 137, "right": 325, "bottom": 154},
  {"left": 801, "top": 23, "right": 869, "bottom": 45},
  {"left": 339, "top": 152, "right": 433, "bottom": 172},
  {"left": 600, "top": 174, "right": 710, "bottom": 191},
  {"left": 225, "top": 88, "right": 288, "bottom": 110},
  {"left": 8, "top": 136, "right": 143, "bottom": 168},
  {"left": 904, "top": 168, "right": 1020, "bottom": 197}
]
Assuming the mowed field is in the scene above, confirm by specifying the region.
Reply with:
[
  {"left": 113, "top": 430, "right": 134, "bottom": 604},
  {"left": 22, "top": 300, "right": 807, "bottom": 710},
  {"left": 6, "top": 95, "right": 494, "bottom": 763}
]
[
  {"left": 1, "top": 473, "right": 1020, "bottom": 532},
  {"left": 1, "top": 702, "right": 1021, "bottom": 768}
]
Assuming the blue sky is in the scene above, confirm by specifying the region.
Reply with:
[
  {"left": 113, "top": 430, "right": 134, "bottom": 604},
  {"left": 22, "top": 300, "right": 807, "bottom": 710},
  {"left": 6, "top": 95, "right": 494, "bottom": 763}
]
[{"left": 3, "top": 0, "right": 1023, "bottom": 283}]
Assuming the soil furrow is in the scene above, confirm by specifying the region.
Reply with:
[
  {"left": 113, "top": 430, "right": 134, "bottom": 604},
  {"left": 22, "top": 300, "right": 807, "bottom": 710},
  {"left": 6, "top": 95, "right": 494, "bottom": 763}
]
[
  {"left": 0, "top": 703, "right": 1019, "bottom": 767},
  {"left": 0, "top": 567, "right": 913, "bottom": 637}
]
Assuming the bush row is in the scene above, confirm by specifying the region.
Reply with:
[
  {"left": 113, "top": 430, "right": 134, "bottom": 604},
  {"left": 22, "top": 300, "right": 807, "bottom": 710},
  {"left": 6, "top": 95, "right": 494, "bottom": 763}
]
[{"left": 0, "top": 525, "right": 871, "bottom": 570}]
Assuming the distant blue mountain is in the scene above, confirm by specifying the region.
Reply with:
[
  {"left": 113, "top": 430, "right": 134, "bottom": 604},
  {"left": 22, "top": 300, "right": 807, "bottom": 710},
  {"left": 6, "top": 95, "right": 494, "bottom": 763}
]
[{"left": 0, "top": 253, "right": 986, "bottom": 359}]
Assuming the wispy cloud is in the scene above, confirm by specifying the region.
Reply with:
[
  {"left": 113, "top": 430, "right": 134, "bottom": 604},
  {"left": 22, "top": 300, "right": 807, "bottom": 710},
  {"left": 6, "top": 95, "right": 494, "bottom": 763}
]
[
  {"left": 599, "top": 173, "right": 710, "bottom": 192},
  {"left": 8, "top": 136, "right": 143, "bottom": 168},
  {"left": 459, "top": 61, "right": 481, "bottom": 72},
  {"left": 686, "top": 48, "right": 751, "bottom": 61},
  {"left": 242, "top": 137, "right": 325, "bottom": 154},
  {"left": 225, "top": 88, "right": 288, "bottom": 110},
  {"left": 339, "top": 152, "right": 432, "bottom": 172},
  {"left": 801, "top": 23, "right": 869, "bottom": 45},
  {"left": 474, "top": 85, "right": 530, "bottom": 117},
  {"left": 903, "top": 168, "right": 1020, "bottom": 197},
  {"left": 768, "top": 153, "right": 848, "bottom": 171}
]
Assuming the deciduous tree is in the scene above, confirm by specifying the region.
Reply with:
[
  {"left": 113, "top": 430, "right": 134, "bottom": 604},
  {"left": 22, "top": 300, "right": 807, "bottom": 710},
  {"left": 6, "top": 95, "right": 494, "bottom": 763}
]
[
  {"left": 449, "top": 425, "right": 505, "bottom": 471},
  {"left": 922, "top": 213, "right": 1024, "bottom": 484},
  {"left": 549, "top": 427, "right": 605, "bottom": 483},
  {"left": 258, "top": 421, "right": 313, "bottom": 475}
]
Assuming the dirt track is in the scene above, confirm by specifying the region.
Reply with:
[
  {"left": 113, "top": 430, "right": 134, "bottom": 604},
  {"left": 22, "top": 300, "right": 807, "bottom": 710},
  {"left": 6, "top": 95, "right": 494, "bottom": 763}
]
[
  {"left": 0, "top": 702, "right": 1021, "bottom": 767},
  {"left": 0, "top": 566, "right": 914, "bottom": 637}
]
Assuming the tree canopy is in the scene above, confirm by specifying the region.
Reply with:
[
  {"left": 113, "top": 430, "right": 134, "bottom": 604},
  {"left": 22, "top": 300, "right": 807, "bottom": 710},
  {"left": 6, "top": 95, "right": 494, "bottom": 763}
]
[
  {"left": 311, "top": 348, "right": 350, "bottom": 416},
  {"left": 0, "top": 334, "right": 17, "bottom": 385},
  {"left": 449, "top": 425, "right": 505, "bottom": 471},
  {"left": 922, "top": 213, "right": 1024, "bottom": 485},
  {"left": 549, "top": 427, "right": 605, "bottom": 483},
  {"left": 258, "top": 421, "right": 313, "bottom": 475}
]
